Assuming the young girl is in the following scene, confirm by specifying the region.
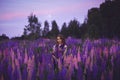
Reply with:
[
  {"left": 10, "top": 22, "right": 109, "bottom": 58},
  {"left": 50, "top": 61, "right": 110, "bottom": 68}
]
[{"left": 52, "top": 34, "right": 67, "bottom": 71}]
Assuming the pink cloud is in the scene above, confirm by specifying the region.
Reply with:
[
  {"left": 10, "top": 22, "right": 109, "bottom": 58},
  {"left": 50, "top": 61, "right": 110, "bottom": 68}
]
[
  {"left": 59, "top": 2, "right": 100, "bottom": 13},
  {"left": 35, "top": 1, "right": 100, "bottom": 16},
  {"left": 0, "top": 1, "right": 101, "bottom": 21},
  {"left": 0, "top": 10, "right": 52, "bottom": 21},
  {"left": 0, "top": 12, "right": 28, "bottom": 21}
]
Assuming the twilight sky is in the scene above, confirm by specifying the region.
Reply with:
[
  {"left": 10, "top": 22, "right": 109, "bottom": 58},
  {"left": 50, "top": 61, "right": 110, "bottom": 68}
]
[{"left": 0, "top": 0, "right": 104, "bottom": 38}]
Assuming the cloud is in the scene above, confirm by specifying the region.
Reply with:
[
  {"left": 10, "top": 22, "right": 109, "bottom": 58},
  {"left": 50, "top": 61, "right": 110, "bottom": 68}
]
[
  {"left": 0, "top": 12, "right": 28, "bottom": 21},
  {"left": 0, "top": 1, "right": 102, "bottom": 22}
]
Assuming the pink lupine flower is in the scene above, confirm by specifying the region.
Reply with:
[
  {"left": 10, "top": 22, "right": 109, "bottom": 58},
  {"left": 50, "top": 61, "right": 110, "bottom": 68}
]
[
  {"left": 15, "top": 58, "right": 22, "bottom": 80},
  {"left": 27, "top": 55, "right": 35, "bottom": 80},
  {"left": 85, "top": 56, "right": 90, "bottom": 69},
  {"left": 10, "top": 49, "right": 15, "bottom": 74},
  {"left": 40, "top": 62, "right": 44, "bottom": 73},
  {"left": 17, "top": 49, "right": 22, "bottom": 61},
  {"left": 77, "top": 47, "right": 81, "bottom": 63},
  {"left": 24, "top": 49, "right": 28, "bottom": 64},
  {"left": 15, "top": 58, "right": 20, "bottom": 68},
  {"left": 0, "top": 75, "right": 4, "bottom": 80},
  {"left": 12, "top": 61, "right": 15, "bottom": 74},
  {"left": 109, "top": 69, "right": 113, "bottom": 80},
  {"left": 66, "top": 62, "right": 74, "bottom": 80},
  {"left": 64, "top": 54, "right": 73, "bottom": 67},
  {"left": 0, "top": 50, "right": 1, "bottom": 55},
  {"left": 97, "top": 47, "right": 103, "bottom": 57},
  {"left": 27, "top": 56, "right": 35, "bottom": 71},
  {"left": 90, "top": 60, "right": 93, "bottom": 71},
  {"left": 90, "top": 47, "right": 95, "bottom": 70},
  {"left": 110, "top": 44, "right": 117, "bottom": 55},
  {"left": 101, "top": 72, "right": 105, "bottom": 80},
  {"left": 10, "top": 48, "right": 15, "bottom": 61},
  {"left": 103, "top": 47, "right": 109, "bottom": 58},
  {"left": 64, "top": 55, "right": 69, "bottom": 67},
  {"left": 84, "top": 47, "right": 88, "bottom": 56},
  {"left": 73, "top": 55, "right": 78, "bottom": 70}
]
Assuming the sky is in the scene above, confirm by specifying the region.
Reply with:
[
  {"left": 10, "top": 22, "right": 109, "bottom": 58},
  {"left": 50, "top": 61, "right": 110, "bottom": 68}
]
[{"left": 0, "top": 0, "right": 105, "bottom": 38}]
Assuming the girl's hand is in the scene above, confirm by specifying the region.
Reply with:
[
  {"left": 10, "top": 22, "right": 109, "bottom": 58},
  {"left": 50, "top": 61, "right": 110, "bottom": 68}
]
[{"left": 52, "top": 55, "right": 58, "bottom": 62}]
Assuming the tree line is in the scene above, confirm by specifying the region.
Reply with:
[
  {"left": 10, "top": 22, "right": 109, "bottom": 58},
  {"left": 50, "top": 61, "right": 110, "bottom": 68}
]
[{"left": 0, "top": 0, "right": 120, "bottom": 40}]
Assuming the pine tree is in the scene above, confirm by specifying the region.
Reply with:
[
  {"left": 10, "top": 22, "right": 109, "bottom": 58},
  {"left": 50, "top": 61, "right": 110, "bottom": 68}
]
[
  {"left": 43, "top": 20, "right": 49, "bottom": 37},
  {"left": 23, "top": 13, "right": 41, "bottom": 39},
  {"left": 50, "top": 20, "right": 59, "bottom": 38},
  {"left": 61, "top": 22, "right": 68, "bottom": 38}
]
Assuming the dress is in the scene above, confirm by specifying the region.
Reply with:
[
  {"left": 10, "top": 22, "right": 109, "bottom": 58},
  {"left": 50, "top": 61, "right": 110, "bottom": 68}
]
[
  {"left": 52, "top": 44, "right": 67, "bottom": 71},
  {"left": 52, "top": 44, "right": 67, "bottom": 59}
]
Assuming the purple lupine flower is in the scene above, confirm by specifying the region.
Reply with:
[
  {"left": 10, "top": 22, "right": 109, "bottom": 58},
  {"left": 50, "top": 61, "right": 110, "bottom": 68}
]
[{"left": 27, "top": 55, "right": 35, "bottom": 80}]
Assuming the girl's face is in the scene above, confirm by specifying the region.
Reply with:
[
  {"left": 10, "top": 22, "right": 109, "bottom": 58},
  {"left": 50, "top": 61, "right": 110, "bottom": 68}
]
[{"left": 57, "top": 36, "right": 62, "bottom": 44}]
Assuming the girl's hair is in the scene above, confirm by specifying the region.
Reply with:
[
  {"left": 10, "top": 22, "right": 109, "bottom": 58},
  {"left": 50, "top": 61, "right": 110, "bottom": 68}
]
[{"left": 56, "top": 34, "right": 66, "bottom": 45}]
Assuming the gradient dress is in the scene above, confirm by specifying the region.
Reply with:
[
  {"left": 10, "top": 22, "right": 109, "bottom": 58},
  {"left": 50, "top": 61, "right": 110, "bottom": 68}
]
[{"left": 52, "top": 44, "right": 67, "bottom": 71}]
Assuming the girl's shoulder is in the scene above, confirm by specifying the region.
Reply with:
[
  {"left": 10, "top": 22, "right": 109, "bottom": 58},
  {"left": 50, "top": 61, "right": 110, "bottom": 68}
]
[
  {"left": 53, "top": 44, "right": 56, "bottom": 48},
  {"left": 64, "top": 44, "right": 67, "bottom": 48},
  {"left": 53, "top": 44, "right": 67, "bottom": 48}
]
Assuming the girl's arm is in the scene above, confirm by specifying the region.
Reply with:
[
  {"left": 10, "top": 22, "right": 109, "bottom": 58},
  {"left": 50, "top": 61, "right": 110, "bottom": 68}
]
[
  {"left": 62, "top": 45, "right": 67, "bottom": 58},
  {"left": 52, "top": 45, "right": 58, "bottom": 61},
  {"left": 52, "top": 54, "right": 58, "bottom": 61}
]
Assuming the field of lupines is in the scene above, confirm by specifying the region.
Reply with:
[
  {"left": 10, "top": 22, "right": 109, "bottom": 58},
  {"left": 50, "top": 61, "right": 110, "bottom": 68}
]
[{"left": 0, "top": 38, "right": 120, "bottom": 80}]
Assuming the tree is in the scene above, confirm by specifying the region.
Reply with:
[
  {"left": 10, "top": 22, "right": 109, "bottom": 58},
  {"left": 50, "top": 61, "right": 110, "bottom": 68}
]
[
  {"left": 87, "top": 24, "right": 99, "bottom": 39},
  {"left": 87, "top": 8, "right": 105, "bottom": 38},
  {"left": 23, "top": 28, "right": 27, "bottom": 38},
  {"left": 79, "top": 20, "right": 88, "bottom": 39},
  {"left": 60, "top": 22, "right": 68, "bottom": 38},
  {"left": 67, "top": 19, "right": 80, "bottom": 38},
  {"left": 0, "top": 34, "right": 9, "bottom": 41},
  {"left": 23, "top": 13, "right": 41, "bottom": 40},
  {"left": 50, "top": 20, "right": 59, "bottom": 38},
  {"left": 42, "top": 20, "right": 50, "bottom": 37},
  {"left": 100, "top": 0, "right": 120, "bottom": 38}
]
